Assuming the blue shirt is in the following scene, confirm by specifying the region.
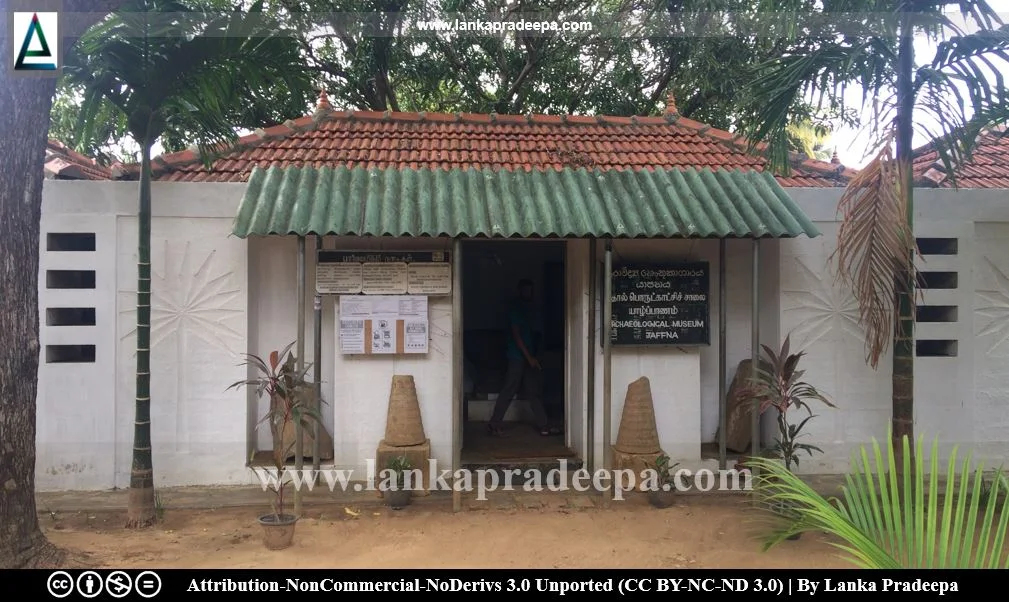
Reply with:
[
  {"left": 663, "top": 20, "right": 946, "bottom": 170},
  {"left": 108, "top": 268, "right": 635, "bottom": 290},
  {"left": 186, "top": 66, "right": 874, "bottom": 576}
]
[{"left": 505, "top": 300, "right": 534, "bottom": 361}]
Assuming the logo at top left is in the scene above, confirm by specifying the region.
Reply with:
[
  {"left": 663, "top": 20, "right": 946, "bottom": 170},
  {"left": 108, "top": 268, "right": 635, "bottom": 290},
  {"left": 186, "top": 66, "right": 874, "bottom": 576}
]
[{"left": 13, "top": 12, "right": 59, "bottom": 71}]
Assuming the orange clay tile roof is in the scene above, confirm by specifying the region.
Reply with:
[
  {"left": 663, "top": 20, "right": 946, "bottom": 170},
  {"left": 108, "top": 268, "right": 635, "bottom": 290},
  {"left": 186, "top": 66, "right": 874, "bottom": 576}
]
[
  {"left": 45, "top": 139, "right": 114, "bottom": 180},
  {"left": 913, "top": 126, "right": 1009, "bottom": 188},
  {"left": 133, "top": 104, "right": 854, "bottom": 187}
]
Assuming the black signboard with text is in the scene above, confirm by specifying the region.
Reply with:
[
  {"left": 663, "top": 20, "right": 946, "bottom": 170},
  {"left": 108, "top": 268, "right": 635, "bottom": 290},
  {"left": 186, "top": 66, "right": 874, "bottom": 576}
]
[{"left": 608, "top": 262, "right": 710, "bottom": 346}]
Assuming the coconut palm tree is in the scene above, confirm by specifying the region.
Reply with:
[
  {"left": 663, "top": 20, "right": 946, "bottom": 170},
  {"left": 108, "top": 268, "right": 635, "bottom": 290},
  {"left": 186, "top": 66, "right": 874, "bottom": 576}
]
[
  {"left": 743, "top": 1, "right": 1009, "bottom": 467},
  {"left": 63, "top": 0, "right": 311, "bottom": 527},
  {"left": 786, "top": 119, "right": 834, "bottom": 161}
]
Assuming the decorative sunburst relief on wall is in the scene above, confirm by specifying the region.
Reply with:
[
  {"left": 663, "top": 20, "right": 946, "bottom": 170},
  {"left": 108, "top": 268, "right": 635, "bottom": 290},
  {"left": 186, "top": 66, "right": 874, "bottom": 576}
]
[
  {"left": 976, "top": 256, "right": 1009, "bottom": 355},
  {"left": 118, "top": 239, "right": 244, "bottom": 354},
  {"left": 118, "top": 239, "right": 244, "bottom": 451},
  {"left": 781, "top": 255, "right": 862, "bottom": 349}
]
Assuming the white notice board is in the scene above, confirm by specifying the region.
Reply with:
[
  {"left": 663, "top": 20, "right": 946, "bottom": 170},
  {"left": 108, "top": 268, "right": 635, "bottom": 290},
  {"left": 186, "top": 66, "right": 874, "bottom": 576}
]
[
  {"left": 407, "top": 262, "right": 452, "bottom": 294},
  {"left": 316, "top": 262, "right": 363, "bottom": 294},
  {"left": 338, "top": 295, "right": 428, "bottom": 355},
  {"left": 315, "top": 251, "right": 452, "bottom": 295},
  {"left": 361, "top": 262, "right": 409, "bottom": 294}
]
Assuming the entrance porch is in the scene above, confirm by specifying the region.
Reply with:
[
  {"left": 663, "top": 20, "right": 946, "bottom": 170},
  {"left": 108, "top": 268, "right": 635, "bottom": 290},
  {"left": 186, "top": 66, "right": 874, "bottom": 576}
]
[{"left": 234, "top": 163, "right": 819, "bottom": 509}]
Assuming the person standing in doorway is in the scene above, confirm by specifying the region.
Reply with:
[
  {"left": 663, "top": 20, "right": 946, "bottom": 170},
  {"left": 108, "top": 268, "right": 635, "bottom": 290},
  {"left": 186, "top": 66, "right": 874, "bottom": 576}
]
[{"left": 488, "top": 279, "right": 560, "bottom": 437}]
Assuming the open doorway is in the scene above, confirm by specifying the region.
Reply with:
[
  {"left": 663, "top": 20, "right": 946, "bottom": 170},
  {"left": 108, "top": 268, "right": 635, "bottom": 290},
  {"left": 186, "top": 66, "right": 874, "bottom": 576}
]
[{"left": 461, "top": 240, "right": 575, "bottom": 465}]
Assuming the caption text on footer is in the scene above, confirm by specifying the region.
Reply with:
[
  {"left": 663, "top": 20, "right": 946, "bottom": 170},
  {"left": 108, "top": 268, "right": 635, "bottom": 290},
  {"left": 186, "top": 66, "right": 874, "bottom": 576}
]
[{"left": 40, "top": 571, "right": 962, "bottom": 597}]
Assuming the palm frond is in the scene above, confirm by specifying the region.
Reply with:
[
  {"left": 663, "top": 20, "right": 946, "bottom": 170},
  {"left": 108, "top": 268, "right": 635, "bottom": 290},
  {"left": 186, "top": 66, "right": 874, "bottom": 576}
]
[
  {"left": 63, "top": 0, "right": 311, "bottom": 149},
  {"left": 913, "top": 23, "right": 1009, "bottom": 189},
  {"left": 829, "top": 134, "right": 917, "bottom": 369},
  {"left": 752, "top": 431, "right": 1009, "bottom": 568},
  {"left": 743, "top": 31, "right": 898, "bottom": 173}
]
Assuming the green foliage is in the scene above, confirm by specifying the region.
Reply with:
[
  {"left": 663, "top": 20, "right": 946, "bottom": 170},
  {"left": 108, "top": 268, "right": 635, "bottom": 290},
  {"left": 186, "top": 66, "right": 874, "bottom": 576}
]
[
  {"left": 287, "top": 0, "right": 831, "bottom": 124},
  {"left": 652, "top": 454, "right": 680, "bottom": 485},
  {"left": 786, "top": 119, "right": 833, "bottom": 160},
  {"left": 742, "top": 335, "right": 833, "bottom": 472},
  {"left": 751, "top": 432, "right": 1009, "bottom": 568},
  {"left": 386, "top": 456, "right": 413, "bottom": 487},
  {"left": 49, "top": 81, "right": 137, "bottom": 164},
  {"left": 743, "top": 0, "right": 1009, "bottom": 177},
  {"left": 54, "top": 0, "right": 836, "bottom": 160},
  {"left": 61, "top": 0, "right": 312, "bottom": 155}
]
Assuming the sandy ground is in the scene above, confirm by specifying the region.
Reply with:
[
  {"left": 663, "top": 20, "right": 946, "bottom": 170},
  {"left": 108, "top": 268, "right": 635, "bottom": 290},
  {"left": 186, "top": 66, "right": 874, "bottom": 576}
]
[{"left": 42, "top": 497, "right": 851, "bottom": 569}]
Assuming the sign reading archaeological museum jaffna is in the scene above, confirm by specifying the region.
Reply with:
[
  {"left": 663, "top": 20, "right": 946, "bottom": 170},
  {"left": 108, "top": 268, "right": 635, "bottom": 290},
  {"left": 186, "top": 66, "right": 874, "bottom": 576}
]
[
  {"left": 609, "top": 262, "right": 711, "bottom": 346},
  {"left": 316, "top": 251, "right": 452, "bottom": 295}
]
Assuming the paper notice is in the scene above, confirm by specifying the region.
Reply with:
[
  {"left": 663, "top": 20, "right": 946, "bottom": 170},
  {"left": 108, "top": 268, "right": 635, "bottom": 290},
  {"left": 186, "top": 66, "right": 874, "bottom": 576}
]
[
  {"left": 403, "top": 319, "right": 428, "bottom": 353},
  {"left": 370, "top": 318, "right": 397, "bottom": 354},
  {"left": 340, "top": 297, "right": 372, "bottom": 317},
  {"left": 396, "top": 296, "right": 427, "bottom": 317},
  {"left": 339, "top": 318, "right": 365, "bottom": 354}
]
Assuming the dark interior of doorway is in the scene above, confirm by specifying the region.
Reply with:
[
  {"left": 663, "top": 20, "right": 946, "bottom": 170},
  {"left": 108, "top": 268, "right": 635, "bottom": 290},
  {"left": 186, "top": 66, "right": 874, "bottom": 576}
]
[{"left": 460, "top": 240, "right": 577, "bottom": 467}]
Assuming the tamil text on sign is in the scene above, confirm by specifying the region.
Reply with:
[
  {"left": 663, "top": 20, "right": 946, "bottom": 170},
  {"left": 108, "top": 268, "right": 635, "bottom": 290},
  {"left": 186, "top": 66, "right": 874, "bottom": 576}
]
[
  {"left": 609, "top": 263, "right": 710, "bottom": 346},
  {"left": 316, "top": 251, "right": 451, "bottom": 295}
]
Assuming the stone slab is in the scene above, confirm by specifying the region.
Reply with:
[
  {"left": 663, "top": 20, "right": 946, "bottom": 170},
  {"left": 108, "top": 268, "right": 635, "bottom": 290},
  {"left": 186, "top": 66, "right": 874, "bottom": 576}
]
[
  {"left": 613, "top": 448, "right": 666, "bottom": 492},
  {"left": 376, "top": 439, "right": 431, "bottom": 498}
]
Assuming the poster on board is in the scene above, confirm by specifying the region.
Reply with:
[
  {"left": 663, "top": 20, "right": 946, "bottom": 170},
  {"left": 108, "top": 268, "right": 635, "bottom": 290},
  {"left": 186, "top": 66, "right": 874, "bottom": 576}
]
[{"left": 338, "top": 295, "right": 429, "bottom": 354}]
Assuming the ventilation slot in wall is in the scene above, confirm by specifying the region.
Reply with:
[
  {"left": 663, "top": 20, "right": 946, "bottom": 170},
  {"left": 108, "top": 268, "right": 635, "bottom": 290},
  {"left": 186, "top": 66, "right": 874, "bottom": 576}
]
[
  {"left": 47, "top": 232, "right": 96, "bottom": 252},
  {"left": 919, "top": 271, "right": 958, "bottom": 289},
  {"left": 915, "top": 305, "right": 957, "bottom": 323},
  {"left": 46, "top": 307, "right": 96, "bottom": 326},
  {"left": 916, "top": 340, "right": 958, "bottom": 358},
  {"left": 46, "top": 344, "right": 96, "bottom": 364},
  {"left": 46, "top": 270, "right": 96, "bottom": 289},
  {"left": 916, "top": 237, "right": 958, "bottom": 255}
]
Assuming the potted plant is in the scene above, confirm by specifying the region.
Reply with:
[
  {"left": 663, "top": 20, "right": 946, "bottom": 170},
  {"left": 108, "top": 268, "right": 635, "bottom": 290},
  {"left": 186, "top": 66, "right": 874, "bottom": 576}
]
[
  {"left": 741, "top": 335, "right": 833, "bottom": 539},
  {"left": 647, "top": 453, "right": 680, "bottom": 508},
  {"left": 229, "top": 342, "right": 320, "bottom": 550},
  {"left": 384, "top": 456, "right": 413, "bottom": 510}
]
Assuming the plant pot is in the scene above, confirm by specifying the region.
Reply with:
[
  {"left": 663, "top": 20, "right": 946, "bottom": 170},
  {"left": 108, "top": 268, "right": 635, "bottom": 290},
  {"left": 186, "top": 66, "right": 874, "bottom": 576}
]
[
  {"left": 258, "top": 513, "right": 297, "bottom": 550},
  {"left": 648, "top": 489, "right": 676, "bottom": 509},
  {"left": 386, "top": 488, "right": 412, "bottom": 510}
]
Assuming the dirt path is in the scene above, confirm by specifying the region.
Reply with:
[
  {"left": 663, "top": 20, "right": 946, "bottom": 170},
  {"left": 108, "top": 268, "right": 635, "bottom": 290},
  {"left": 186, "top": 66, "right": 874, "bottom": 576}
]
[{"left": 43, "top": 497, "right": 851, "bottom": 569}]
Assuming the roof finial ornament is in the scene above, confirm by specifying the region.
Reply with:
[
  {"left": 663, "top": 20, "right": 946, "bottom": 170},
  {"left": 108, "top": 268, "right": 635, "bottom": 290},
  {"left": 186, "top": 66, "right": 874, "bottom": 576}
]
[
  {"left": 664, "top": 90, "right": 678, "bottom": 115},
  {"left": 831, "top": 148, "right": 840, "bottom": 164},
  {"left": 316, "top": 88, "right": 332, "bottom": 112}
]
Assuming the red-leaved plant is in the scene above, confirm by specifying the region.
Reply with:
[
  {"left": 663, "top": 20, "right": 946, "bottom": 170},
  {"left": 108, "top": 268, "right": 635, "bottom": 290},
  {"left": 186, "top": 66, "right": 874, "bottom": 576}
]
[
  {"left": 741, "top": 335, "right": 834, "bottom": 472},
  {"left": 228, "top": 342, "right": 320, "bottom": 519}
]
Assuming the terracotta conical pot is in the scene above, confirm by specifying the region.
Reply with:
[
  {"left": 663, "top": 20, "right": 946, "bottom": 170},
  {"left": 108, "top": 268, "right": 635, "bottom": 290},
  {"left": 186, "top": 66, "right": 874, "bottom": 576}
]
[
  {"left": 384, "top": 375, "right": 426, "bottom": 446},
  {"left": 613, "top": 377, "right": 662, "bottom": 454}
]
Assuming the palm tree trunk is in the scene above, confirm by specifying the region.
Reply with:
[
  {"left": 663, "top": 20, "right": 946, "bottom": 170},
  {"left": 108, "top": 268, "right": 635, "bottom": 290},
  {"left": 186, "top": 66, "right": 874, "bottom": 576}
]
[
  {"left": 892, "top": 5, "right": 916, "bottom": 470},
  {"left": 127, "top": 141, "right": 156, "bottom": 528}
]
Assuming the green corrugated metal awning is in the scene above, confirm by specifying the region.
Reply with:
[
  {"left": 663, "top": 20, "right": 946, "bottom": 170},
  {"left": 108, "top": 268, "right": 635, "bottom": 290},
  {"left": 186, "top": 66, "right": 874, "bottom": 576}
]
[{"left": 231, "top": 165, "right": 820, "bottom": 239}]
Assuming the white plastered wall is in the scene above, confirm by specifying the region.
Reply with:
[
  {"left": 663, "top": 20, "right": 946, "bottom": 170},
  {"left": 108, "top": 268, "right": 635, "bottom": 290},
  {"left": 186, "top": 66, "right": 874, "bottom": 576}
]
[{"left": 37, "top": 181, "right": 249, "bottom": 490}]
